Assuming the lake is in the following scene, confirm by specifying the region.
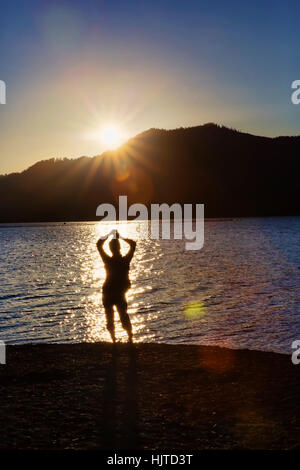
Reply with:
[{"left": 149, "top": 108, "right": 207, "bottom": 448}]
[{"left": 0, "top": 217, "right": 299, "bottom": 354}]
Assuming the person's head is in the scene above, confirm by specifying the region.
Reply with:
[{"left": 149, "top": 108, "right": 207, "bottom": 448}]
[{"left": 109, "top": 237, "right": 121, "bottom": 256}]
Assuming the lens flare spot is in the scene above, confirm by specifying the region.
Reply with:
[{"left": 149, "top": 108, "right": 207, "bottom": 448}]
[
  {"left": 199, "top": 347, "right": 235, "bottom": 373},
  {"left": 184, "top": 301, "right": 206, "bottom": 319}
]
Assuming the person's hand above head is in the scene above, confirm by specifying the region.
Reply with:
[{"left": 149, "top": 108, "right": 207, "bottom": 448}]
[
  {"left": 108, "top": 229, "right": 119, "bottom": 239},
  {"left": 98, "top": 229, "right": 123, "bottom": 244},
  {"left": 97, "top": 233, "right": 110, "bottom": 247},
  {"left": 99, "top": 229, "right": 118, "bottom": 241}
]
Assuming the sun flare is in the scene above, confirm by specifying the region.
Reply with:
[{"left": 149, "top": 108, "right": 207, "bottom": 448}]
[
  {"left": 83, "top": 123, "right": 129, "bottom": 150},
  {"left": 100, "top": 124, "right": 127, "bottom": 149}
]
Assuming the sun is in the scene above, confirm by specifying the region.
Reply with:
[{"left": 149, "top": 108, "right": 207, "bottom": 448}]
[
  {"left": 82, "top": 122, "right": 129, "bottom": 150},
  {"left": 100, "top": 124, "right": 127, "bottom": 149}
]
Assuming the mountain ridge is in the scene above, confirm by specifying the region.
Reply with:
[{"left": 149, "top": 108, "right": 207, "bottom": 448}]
[{"left": 0, "top": 123, "right": 299, "bottom": 222}]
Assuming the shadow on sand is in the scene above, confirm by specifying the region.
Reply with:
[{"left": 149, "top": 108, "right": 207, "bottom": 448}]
[{"left": 102, "top": 344, "right": 139, "bottom": 448}]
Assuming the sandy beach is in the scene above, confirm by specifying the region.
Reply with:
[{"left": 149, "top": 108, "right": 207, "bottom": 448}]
[{"left": 0, "top": 342, "right": 299, "bottom": 450}]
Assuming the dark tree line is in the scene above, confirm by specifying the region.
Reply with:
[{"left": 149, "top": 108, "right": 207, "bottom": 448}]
[{"left": 0, "top": 123, "right": 299, "bottom": 222}]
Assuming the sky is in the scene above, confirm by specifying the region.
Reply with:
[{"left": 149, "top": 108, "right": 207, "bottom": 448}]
[{"left": 1, "top": 0, "right": 300, "bottom": 174}]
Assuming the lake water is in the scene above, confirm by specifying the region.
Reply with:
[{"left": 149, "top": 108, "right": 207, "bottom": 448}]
[{"left": 0, "top": 217, "right": 299, "bottom": 354}]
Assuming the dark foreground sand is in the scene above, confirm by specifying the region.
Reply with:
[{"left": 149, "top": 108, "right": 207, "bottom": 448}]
[{"left": 0, "top": 342, "right": 299, "bottom": 450}]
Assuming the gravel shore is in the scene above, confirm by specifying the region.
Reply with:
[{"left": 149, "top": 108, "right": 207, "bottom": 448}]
[{"left": 0, "top": 342, "right": 299, "bottom": 450}]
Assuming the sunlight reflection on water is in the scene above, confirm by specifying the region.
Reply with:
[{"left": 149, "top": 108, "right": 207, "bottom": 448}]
[{"left": 0, "top": 217, "right": 299, "bottom": 353}]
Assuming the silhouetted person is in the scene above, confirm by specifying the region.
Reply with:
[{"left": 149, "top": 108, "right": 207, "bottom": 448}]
[{"left": 97, "top": 230, "right": 136, "bottom": 343}]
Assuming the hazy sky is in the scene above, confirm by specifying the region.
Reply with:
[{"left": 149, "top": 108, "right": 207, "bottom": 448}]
[{"left": 1, "top": 0, "right": 300, "bottom": 174}]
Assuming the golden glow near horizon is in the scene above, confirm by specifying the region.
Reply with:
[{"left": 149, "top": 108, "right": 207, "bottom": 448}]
[
  {"left": 83, "top": 123, "right": 129, "bottom": 151},
  {"left": 2, "top": 2, "right": 297, "bottom": 175},
  {"left": 100, "top": 124, "right": 128, "bottom": 149}
]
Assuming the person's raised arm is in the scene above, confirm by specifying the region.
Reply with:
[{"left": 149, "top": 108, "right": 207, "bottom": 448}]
[
  {"left": 96, "top": 234, "right": 110, "bottom": 262},
  {"left": 122, "top": 237, "right": 136, "bottom": 262}
]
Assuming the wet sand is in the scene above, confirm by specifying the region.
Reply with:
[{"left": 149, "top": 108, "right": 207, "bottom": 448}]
[{"left": 0, "top": 343, "right": 299, "bottom": 450}]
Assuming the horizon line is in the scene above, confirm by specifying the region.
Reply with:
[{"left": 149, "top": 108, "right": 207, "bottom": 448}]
[{"left": 2, "top": 122, "right": 300, "bottom": 177}]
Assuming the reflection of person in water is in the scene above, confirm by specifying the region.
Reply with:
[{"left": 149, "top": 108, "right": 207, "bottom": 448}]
[{"left": 97, "top": 230, "right": 136, "bottom": 343}]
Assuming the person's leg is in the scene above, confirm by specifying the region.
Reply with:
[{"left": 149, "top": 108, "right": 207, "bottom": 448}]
[
  {"left": 103, "top": 295, "right": 116, "bottom": 343},
  {"left": 116, "top": 295, "right": 133, "bottom": 342}
]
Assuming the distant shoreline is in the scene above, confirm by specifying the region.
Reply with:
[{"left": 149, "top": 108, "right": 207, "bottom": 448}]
[
  {"left": 0, "top": 342, "right": 299, "bottom": 450},
  {"left": 0, "top": 217, "right": 237, "bottom": 227},
  {"left": 1, "top": 215, "right": 299, "bottom": 227}
]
